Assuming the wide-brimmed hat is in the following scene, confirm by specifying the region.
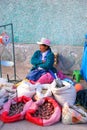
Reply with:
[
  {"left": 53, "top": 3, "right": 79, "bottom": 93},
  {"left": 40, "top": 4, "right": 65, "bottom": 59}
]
[{"left": 37, "top": 38, "right": 50, "bottom": 46}]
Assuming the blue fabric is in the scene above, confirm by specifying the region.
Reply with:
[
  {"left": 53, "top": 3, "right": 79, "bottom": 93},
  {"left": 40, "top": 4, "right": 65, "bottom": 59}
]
[
  {"left": 48, "top": 70, "right": 56, "bottom": 79},
  {"left": 80, "top": 42, "right": 87, "bottom": 81},
  {"left": 26, "top": 69, "right": 47, "bottom": 81},
  {"left": 31, "top": 49, "right": 57, "bottom": 73}
]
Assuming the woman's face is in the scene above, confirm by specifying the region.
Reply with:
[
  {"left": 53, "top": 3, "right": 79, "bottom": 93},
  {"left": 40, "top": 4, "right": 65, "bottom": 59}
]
[{"left": 39, "top": 44, "right": 49, "bottom": 52}]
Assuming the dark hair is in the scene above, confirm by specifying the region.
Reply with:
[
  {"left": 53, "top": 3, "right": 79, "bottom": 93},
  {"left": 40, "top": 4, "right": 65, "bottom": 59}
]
[{"left": 42, "top": 44, "right": 50, "bottom": 50}]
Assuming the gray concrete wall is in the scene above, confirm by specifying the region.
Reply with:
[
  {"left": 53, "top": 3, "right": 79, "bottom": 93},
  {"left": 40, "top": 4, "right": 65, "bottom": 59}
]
[{"left": 1, "top": 44, "right": 84, "bottom": 79}]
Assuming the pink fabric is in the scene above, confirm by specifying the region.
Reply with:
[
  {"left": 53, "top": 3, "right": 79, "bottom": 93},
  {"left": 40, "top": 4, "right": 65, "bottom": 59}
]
[
  {"left": 30, "top": 72, "right": 54, "bottom": 84},
  {"left": 3, "top": 99, "right": 12, "bottom": 112},
  {"left": 57, "top": 71, "right": 67, "bottom": 80}
]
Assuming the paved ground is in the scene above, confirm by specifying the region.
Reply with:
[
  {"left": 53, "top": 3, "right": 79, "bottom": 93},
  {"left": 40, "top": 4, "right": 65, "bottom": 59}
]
[{"left": 0, "top": 119, "right": 87, "bottom": 130}]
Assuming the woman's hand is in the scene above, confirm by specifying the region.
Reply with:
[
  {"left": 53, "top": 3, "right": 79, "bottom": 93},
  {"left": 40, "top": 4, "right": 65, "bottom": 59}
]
[{"left": 42, "top": 60, "right": 46, "bottom": 63}]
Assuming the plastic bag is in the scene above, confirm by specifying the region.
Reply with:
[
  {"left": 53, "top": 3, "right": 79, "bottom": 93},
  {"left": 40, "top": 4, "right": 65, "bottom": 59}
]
[
  {"left": 62, "top": 103, "right": 87, "bottom": 124},
  {"left": 35, "top": 84, "right": 52, "bottom": 99},
  {"left": 80, "top": 42, "right": 87, "bottom": 81},
  {"left": 0, "top": 78, "right": 8, "bottom": 88},
  {"left": 17, "top": 81, "right": 36, "bottom": 98},
  {"left": 51, "top": 80, "right": 76, "bottom": 106}
]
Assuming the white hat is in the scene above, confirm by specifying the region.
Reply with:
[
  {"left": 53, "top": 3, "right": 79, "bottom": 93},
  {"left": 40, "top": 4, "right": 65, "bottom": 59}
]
[{"left": 37, "top": 38, "right": 50, "bottom": 46}]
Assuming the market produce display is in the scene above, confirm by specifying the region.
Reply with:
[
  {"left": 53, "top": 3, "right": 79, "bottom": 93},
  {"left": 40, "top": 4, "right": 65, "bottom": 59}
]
[
  {"left": 26, "top": 97, "right": 61, "bottom": 126},
  {"left": 9, "top": 102, "right": 25, "bottom": 116},
  {"left": 1, "top": 96, "right": 32, "bottom": 123},
  {"left": 32, "top": 101, "right": 54, "bottom": 119},
  {"left": 0, "top": 77, "right": 86, "bottom": 126}
]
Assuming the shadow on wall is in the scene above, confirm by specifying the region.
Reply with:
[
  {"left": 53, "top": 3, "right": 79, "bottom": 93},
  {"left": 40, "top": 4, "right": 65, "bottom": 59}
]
[
  {"left": 1, "top": 44, "right": 83, "bottom": 75},
  {"left": 55, "top": 52, "right": 82, "bottom": 75}
]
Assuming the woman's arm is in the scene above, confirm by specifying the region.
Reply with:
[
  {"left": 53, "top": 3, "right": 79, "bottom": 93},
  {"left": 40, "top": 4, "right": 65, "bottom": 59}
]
[
  {"left": 31, "top": 50, "right": 42, "bottom": 65},
  {"left": 38, "top": 53, "right": 54, "bottom": 70}
]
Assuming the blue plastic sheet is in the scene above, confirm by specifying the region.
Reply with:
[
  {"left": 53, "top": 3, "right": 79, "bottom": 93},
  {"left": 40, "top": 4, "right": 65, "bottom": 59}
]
[{"left": 80, "top": 42, "right": 87, "bottom": 81}]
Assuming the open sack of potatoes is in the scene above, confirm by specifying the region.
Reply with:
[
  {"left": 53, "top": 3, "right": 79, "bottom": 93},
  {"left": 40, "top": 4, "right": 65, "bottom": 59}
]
[
  {"left": 25, "top": 97, "right": 61, "bottom": 126},
  {"left": 1, "top": 96, "right": 32, "bottom": 123}
]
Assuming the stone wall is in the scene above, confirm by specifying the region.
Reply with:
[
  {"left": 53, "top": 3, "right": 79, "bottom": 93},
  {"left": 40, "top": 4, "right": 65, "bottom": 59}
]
[{"left": 1, "top": 44, "right": 84, "bottom": 80}]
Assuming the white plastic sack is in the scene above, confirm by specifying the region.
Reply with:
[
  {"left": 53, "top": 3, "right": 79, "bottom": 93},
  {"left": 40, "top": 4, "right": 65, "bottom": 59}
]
[
  {"left": 17, "top": 81, "right": 36, "bottom": 98},
  {"left": 0, "top": 78, "right": 14, "bottom": 89},
  {"left": 51, "top": 80, "right": 76, "bottom": 106},
  {"left": 0, "top": 78, "right": 7, "bottom": 83},
  {"left": 36, "top": 84, "right": 52, "bottom": 99},
  {"left": 0, "top": 78, "right": 7, "bottom": 88}
]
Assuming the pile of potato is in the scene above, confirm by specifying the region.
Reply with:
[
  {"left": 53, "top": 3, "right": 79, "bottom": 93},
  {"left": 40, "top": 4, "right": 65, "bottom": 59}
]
[
  {"left": 32, "top": 101, "right": 54, "bottom": 119},
  {"left": 9, "top": 102, "right": 25, "bottom": 116}
]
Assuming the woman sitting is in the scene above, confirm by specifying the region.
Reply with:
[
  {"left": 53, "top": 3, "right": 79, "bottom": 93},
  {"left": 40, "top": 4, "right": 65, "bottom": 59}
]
[{"left": 26, "top": 37, "right": 57, "bottom": 84}]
